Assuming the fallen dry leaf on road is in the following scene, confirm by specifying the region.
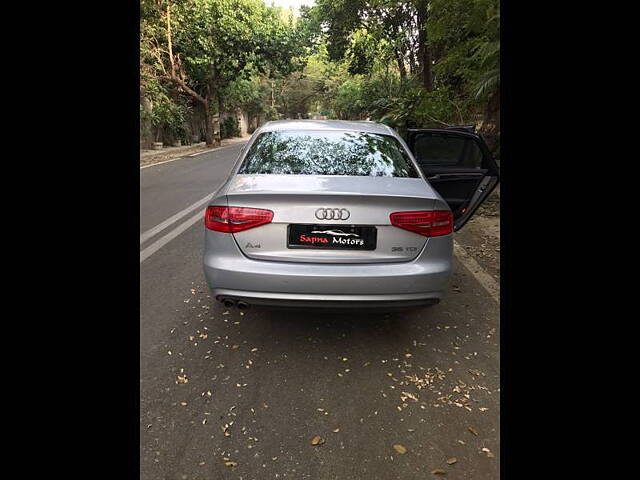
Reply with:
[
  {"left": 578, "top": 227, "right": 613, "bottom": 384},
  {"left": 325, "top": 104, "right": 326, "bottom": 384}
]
[
  {"left": 333, "top": 428, "right": 340, "bottom": 433},
  {"left": 311, "top": 436, "right": 325, "bottom": 446},
  {"left": 447, "top": 457, "right": 457, "bottom": 465},
  {"left": 468, "top": 426, "right": 479, "bottom": 436},
  {"left": 481, "top": 447, "right": 495, "bottom": 458},
  {"left": 393, "top": 444, "right": 407, "bottom": 454},
  {"left": 400, "top": 391, "right": 419, "bottom": 402},
  {"left": 431, "top": 468, "right": 447, "bottom": 475},
  {"left": 224, "top": 461, "right": 237, "bottom": 468}
]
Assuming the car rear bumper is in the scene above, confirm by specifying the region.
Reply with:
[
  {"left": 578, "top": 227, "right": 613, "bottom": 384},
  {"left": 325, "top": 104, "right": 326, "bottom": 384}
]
[
  {"left": 210, "top": 289, "right": 442, "bottom": 308},
  {"left": 203, "top": 231, "right": 453, "bottom": 307}
]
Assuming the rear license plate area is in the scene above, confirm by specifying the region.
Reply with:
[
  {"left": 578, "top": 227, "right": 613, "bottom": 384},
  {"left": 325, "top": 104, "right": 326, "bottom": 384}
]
[{"left": 287, "top": 224, "right": 377, "bottom": 250}]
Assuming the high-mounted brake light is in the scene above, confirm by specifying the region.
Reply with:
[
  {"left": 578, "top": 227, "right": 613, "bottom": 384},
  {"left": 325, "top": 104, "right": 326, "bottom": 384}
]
[
  {"left": 389, "top": 210, "right": 453, "bottom": 237},
  {"left": 205, "top": 206, "right": 273, "bottom": 233}
]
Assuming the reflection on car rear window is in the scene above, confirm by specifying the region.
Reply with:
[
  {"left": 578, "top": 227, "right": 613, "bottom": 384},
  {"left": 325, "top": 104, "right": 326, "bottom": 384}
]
[{"left": 239, "top": 130, "right": 420, "bottom": 177}]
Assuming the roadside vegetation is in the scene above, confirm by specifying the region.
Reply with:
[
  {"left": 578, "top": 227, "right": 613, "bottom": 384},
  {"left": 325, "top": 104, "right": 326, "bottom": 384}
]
[{"left": 141, "top": 0, "right": 499, "bottom": 155}]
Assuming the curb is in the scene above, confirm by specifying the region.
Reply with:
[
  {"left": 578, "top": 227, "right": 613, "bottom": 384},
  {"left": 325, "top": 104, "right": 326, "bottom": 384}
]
[
  {"left": 140, "top": 137, "right": 250, "bottom": 170},
  {"left": 140, "top": 142, "right": 206, "bottom": 160}
]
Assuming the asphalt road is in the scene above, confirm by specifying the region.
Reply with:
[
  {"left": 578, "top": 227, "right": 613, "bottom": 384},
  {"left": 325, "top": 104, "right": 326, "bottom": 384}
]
[{"left": 140, "top": 144, "right": 500, "bottom": 480}]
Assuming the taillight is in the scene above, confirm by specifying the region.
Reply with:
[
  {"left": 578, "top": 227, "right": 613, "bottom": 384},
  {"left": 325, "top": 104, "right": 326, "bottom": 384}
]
[
  {"left": 389, "top": 210, "right": 453, "bottom": 237},
  {"left": 205, "top": 206, "right": 273, "bottom": 233}
]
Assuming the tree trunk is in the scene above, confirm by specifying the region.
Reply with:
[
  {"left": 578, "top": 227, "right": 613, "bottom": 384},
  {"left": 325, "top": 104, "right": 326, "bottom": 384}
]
[
  {"left": 395, "top": 49, "right": 406, "bottom": 83},
  {"left": 408, "top": 47, "right": 417, "bottom": 76},
  {"left": 215, "top": 93, "right": 223, "bottom": 146},
  {"left": 480, "top": 91, "right": 500, "bottom": 154},
  {"left": 214, "top": 116, "right": 221, "bottom": 146},
  {"left": 203, "top": 103, "right": 214, "bottom": 146},
  {"left": 417, "top": 3, "right": 433, "bottom": 92},
  {"left": 271, "top": 81, "right": 275, "bottom": 109},
  {"left": 140, "top": 96, "right": 154, "bottom": 149},
  {"left": 422, "top": 47, "right": 433, "bottom": 91}
]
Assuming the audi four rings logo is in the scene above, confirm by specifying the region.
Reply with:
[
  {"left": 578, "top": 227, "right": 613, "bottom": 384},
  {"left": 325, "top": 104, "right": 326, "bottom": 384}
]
[{"left": 315, "top": 208, "right": 350, "bottom": 220}]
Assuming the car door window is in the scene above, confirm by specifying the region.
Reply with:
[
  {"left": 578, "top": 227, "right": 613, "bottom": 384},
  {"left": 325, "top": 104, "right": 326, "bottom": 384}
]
[{"left": 413, "top": 135, "right": 483, "bottom": 169}]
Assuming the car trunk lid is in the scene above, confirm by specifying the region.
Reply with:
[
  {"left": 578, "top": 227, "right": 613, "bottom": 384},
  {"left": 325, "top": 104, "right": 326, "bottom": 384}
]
[{"left": 225, "top": 175, "right": 445, "bottom": 264}]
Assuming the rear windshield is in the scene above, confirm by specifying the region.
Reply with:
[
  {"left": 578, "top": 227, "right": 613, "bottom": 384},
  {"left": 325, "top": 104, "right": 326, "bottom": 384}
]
[{"left": 238, "top": 130, "right": 420, "bottom": 177}]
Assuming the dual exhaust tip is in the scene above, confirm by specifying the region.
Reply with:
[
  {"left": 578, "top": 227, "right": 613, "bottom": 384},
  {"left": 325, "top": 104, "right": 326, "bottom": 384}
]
[{"left": 220, "top": 298, "right": 250, "bottom": 311}]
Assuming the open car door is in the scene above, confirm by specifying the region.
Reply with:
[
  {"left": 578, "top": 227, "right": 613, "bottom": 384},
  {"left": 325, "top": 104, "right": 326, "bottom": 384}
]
[{"left": 406, "top": 126, "right": 500, "bottom": 231}]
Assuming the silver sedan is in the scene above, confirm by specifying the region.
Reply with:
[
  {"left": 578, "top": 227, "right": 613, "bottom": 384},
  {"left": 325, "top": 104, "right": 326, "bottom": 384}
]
[{"left": 203, "top": 120, "right": 499, "bottom": 309}]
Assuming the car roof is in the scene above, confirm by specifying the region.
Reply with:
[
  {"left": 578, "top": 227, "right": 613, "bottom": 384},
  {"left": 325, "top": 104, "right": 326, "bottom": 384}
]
[{"left": 259, "top": 120, "right": 395, "bottom": 136}]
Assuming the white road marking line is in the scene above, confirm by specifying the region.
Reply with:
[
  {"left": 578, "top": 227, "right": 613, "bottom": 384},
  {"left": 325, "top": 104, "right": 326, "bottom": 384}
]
[
  {"left": 453, "top": 240, "right": 500, "bottom": 304},
  {"left": 140, "top": 142, "right": 246, "bottom": 170},
  {"left": 140, "top": 210, "right": 204, "bottom": 263},
  {"left": 140, "top": 193, "right": 213, "bottom": 245},
  {"left": 140, "top": 157, "right": 188, "bottom": 169}
]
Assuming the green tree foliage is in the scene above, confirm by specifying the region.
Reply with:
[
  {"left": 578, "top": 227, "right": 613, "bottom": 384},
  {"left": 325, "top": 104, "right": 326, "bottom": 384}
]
[
  {"left": 150, "top": 98, "right": 191, "bottom": 144},
  {"left": 221, "top": 115, "right": 241, "bottom": 139},
  {"left": 273, "top": 46, "right": 334, "bottom": 118},
  {"left": 141, "top": 0, "right": 305, "bottom": 145},
  {"left": 222, "top": 73, "right": 271, "bottom": 120},
  {"left": 140, "top": 0, "right": 500, "bottom": 153},
  {"left": 300, "top": 0, "right": 500, "bottom": 151}
]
